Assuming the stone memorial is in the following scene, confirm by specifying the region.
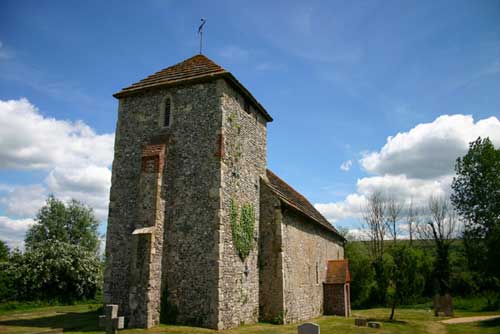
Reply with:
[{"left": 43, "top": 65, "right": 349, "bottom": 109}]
[
  {"left": 433, "top": 294, "right": 454, "bottom": 316},
  {"left": 367, "top": 321, "right": 381, "bottom": 328},
  {"left": 99, "top": 304, "right": 124, "bottom": 334},
  {"left": 298, "top": 322, "right": 320, "bottom": 334},
  {"left": 354, "top": 317, "right": 367, "bottom": 326}
]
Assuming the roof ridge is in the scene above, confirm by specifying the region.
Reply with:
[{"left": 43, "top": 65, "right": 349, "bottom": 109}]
[
  {"left": 265, "top": 169, "right": 344, "bottom": 240},
  {"left": 112, "top": 54, "right": 273, "bottom": 122}
]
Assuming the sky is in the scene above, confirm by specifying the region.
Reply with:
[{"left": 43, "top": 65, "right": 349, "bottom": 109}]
[{"left": 0, "top": 0, "right": 499, "bottom": 248}]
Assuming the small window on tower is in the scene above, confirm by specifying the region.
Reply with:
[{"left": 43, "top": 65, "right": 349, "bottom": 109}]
[
  {"left": 163, "top": 98, "right": 171, "bottom": 127},
  {"left": 160, "top": 96, "right": 172, "bottom": 128}
]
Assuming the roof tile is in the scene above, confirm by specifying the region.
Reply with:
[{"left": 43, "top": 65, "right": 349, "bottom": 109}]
[{"left": 265, "top": 170, "right": 344, "bottom": 240}]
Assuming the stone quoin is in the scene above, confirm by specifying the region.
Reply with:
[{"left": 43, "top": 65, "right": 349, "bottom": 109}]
[{"left": 104, "top": 54, "right": 349, "bottom": 330}]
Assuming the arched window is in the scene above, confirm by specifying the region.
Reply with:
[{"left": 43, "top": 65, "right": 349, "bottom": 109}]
[{"left": 159, "top": 96, "right": 172, "bottom": 128}]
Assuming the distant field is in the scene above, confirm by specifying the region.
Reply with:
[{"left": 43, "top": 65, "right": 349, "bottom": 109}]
[{"left": 0, "top": 304, "right": 498, "bottom": 334}]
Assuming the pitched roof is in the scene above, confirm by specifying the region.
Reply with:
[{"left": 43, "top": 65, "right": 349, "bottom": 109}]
[
  {"left": 326, "top": 260, "right": 350, "bottom": 284},
  {"left": 264, "top": 170, "right": 344, "bottom": 240},
  {"left": 113, "top": 54, "right": 272, "bottom": 121}
]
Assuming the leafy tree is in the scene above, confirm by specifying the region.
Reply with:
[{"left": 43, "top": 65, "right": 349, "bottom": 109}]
[
  {"left": 25, "top": 195, "right": 100, "bottom": 253},
  {"left": 451, "top": 137, "right": 500, "bottom": 284},
  {"left": 345, "top": 241, "right": 375, "bottom": 308},
  {"left": 417, "top": 196, "right": 459, "bottom": 295},
  {"left": 0, "top": 240, "right": 13, "bottom": 302},
  {"left": 0, "top": 240, "right": 9, "bottom": 262},
  {"left": 6, "top": 241, "right": 102, "bottom": 302},
  {"left": 387, "top": 245, "right": 425, "bottom": 320}
]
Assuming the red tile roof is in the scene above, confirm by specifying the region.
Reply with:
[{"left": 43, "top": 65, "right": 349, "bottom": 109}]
[
  {"left": 113, "top": 54, "right": 272, "bottom": 121},
  {"left": 264, "top": 170, "right": 344, "bottom": 240},
  {"left": 326, "top": 260, "right": 350, "bottom": 284}
]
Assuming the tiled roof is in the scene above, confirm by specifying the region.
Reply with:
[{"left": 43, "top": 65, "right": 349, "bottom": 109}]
[
  {"left": 264, "top": 170, "right": 344, "bottom": 240},
  {"left": 326, "top": 260, "right": 350, "bottom": 284},
  {"left": 113, "top": 54, "right": 272, "bottom": 121}
]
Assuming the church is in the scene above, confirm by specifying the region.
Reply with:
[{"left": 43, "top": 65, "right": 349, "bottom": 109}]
[{"left": 104, "top": 54, "right": 349, "bottom": 330}]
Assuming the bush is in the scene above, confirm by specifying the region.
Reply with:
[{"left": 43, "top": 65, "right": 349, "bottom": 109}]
[{"left": 5, "top": 241, "right": 102, "bottom": 302}]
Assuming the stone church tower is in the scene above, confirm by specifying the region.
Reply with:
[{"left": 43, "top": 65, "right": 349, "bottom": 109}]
[{"left": 105, "top": 54, "right": 346, "bottom": 330}]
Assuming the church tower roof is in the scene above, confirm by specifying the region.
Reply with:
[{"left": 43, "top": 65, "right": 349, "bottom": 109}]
[{"left": 113, "top": 54, "right": 273, "bottom": 122}]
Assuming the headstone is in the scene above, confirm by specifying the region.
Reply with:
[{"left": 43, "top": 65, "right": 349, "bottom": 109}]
[
  {"left": 354, "top": 318, "right": 367, "bottom": 326},
  {"left": 367, "top": 321, "right": 381, "bottom": 328},
  {"left": 298, "top": 322, "right": 320, "bottom": 334},
  {"left": 433, "top": 294, "right": 454, "bottom": 317},
  {"left": 99, "top": 304, "right": 125, "bottom": 334}
]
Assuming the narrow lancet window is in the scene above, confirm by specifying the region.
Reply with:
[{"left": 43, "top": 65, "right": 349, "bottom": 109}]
[{"left": 163, "top": 98, "right": 171, "bottom": 127}]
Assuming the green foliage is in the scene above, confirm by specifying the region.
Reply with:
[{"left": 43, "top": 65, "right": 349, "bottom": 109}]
[
  {"left": 270, "top": 312, "right": 284, "bottom": 325},
  {"left": 230, "top": 199, "right": 255, "bottom": 260},
  {"left": 345, "top": 241, "right": 375, "bottom": 308},
  {"left": 4, "top": 241, "right": 102, "bottom": 302},
  {"left": 387, "top": 245, "right": 426, "bottom": 319},
  {"left": 0, "top": 240, "right": 9, "bottom": 262},
  {"left": 25, "top": 195, "right": 100, "bottom": 254},
  {"left": 451, "top": 137, "right": 500, "bottom": 284}
]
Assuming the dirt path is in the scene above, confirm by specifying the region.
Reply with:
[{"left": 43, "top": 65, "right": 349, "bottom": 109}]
[{"left": 441, "top": 314, "right": 500, "bottom": 324}]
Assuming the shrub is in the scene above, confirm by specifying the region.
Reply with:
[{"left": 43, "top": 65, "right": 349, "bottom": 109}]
[{"left": 6, "top": 240, "right": 102, "bottom": 302}]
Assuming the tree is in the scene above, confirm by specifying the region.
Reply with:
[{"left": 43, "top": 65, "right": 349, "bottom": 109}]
[
  {"left": 344, "top": 241, "right": 375, "bottom": 308},
  {"left": 405, "top": 199, "right": 419, "bottom": 246},
  {"left": 6, "top": 241, "right": 102, "bottom": 301},
  {"left": 0, "top": 240, "right": 9, "bottom": 262},
  {"left": 363, "top": 191, "right": 387, "bottom": 258},
  {"left": 25, "top": 195, "right": 100, "bottom": 253},
  {"left": 418, "top": 196, "right": 459, "bottom": 295},
  {"left": 451, "top": 137, "right": 500, "bottom": 283},
  {"left": 386, "top": 196, "right": 403, "bottom": 242},
  {"left": 387, "top": 245, "right": 426, "bottom": 320}
]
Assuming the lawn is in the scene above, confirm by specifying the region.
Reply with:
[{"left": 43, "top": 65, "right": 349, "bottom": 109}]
[{"left": 0, "top": 304, "right": 498, "bottom": 334}]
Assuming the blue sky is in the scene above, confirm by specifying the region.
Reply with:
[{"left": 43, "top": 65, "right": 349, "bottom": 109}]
[{"left": 1, "top": 0, "right": 499, "bottom": 247}]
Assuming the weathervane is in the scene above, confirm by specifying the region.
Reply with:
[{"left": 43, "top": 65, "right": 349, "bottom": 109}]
[{"left": 198, "top": 18, "right": 206, "bottom": 54}]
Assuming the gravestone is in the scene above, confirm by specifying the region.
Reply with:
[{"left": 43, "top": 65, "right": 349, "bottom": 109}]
[
  {"left": 367, "top": 321, "right": 381, "bottom": 328},
  {"left": 298, "top": 322, "right": 320, "bottom": 334},
  {"left": 99, "top": 304, "right": 124, "bottom": 334},
  {"left": 433, "top": 294, "right": 454, "bottom": 316},
  {"left": 354, "top": 318, "right": 367, "bottom": 326}
]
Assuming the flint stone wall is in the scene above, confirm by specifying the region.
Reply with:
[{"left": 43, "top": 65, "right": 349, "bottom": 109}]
[
  {"left": 281, "top": 208, "right": 344, "bottom": 323},
  {"left": 105, "top": 81, "right": 222, "bottom": 328},
  {"left": 259, "top": 182, "right": 285, "bottom": 322},
  {"left": 218, "top": 79, "right": 267, "bottom": 329}
]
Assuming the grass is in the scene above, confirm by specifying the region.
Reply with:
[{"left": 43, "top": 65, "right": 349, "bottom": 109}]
[{"left": 0, "top": 304, "right": 498, "bottom": 333}]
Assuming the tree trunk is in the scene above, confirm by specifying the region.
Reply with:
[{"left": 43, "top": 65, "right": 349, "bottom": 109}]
[{"left": 389, "top": 301, "right": 396, "bottom": 320}]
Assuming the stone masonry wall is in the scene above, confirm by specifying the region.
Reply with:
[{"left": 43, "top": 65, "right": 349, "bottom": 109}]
[
  {"left": 258, "top": 182, "right": 285, "bottom": 323},
  {"left": 281, "top": 208, "right": 344, "bottom": 323},
  {"left": 217, "top": 79, "right": 267, "bottom": 329},
  {"left": 105, "top": 81, "right": 222, "bottom": 328}
]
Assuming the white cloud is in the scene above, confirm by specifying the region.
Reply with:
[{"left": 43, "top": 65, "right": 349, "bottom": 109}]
[
  {"left": 0, "top": 98, "right": 114, "bottom": 247},
  {"left": 360, "top": 115, "right": 500, "bottom": 179},
  {"left": 316, "top": 114, "right": 500, "bottom": 224},
  {"left": 0, "top": 98, "right": 114, "bottom": 170},
  {"left": 0, "top": 184, "right": 47, "bottom": 217},
  {"left": 0, "top": 216, "right": 36, "bottom": 249},
  {"left": 340, "top": 160, "right": 353, "bottom": 171}
]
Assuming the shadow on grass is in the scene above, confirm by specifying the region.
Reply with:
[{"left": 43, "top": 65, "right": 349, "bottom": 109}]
[
  {"left": 479, "top": 317, "right": 500, "bottom": 328},
  {"left": 0, "top": 310, "right": 100, "bottom": 332},
  {"left": 366, "top": 318, "right": 408, "bottom": 325}
]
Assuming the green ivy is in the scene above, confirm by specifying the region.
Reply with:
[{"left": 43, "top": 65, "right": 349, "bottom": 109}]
[{"left": 230, "top": 200, "right": 255, "bottom": 260}]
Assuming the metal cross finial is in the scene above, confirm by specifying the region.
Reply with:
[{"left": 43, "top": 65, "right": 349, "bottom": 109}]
[{"left": 198, "top": 18, "right": 206, "bottom": 54}]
